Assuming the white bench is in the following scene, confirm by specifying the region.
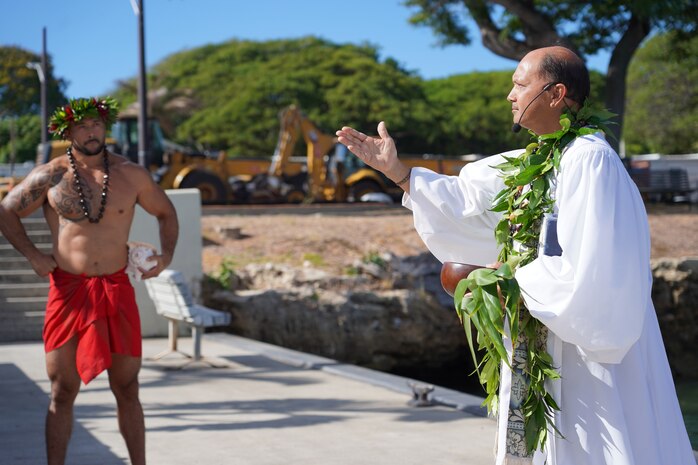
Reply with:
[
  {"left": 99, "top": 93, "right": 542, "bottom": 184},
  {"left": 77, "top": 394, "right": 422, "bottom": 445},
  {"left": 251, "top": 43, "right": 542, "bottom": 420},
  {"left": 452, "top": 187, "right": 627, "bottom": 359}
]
[{"left": 144, "top": 269, "right": 231, "bottom": 366}]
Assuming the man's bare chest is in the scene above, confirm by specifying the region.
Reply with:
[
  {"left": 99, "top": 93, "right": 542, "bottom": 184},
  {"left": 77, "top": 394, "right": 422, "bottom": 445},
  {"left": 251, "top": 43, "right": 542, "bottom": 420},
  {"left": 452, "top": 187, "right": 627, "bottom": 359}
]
[{"left": 48, "top": 170, "right": 136, "bottom": 223}]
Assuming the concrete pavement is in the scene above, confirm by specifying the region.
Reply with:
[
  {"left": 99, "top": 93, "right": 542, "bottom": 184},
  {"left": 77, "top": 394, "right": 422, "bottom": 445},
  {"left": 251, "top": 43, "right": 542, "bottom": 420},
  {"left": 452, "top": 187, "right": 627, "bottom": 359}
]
[{"left": 0, "top": 333, "right": 497, "bottom": 465}]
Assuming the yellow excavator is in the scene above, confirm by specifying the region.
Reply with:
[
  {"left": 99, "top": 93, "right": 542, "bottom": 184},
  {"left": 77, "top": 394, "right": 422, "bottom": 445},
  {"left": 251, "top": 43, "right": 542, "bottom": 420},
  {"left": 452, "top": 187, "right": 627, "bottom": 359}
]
[
  {"left": 240, "top": 105, "right": 408, "bottom": 203},
  {"left": 244, "top": 105, "right": 482, "bottom": 203}
]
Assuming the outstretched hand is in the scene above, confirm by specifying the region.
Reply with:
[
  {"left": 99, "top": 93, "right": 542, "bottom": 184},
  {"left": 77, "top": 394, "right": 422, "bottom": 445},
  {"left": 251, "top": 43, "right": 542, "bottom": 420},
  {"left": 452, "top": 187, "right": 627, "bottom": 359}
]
[{"left": 336, "top": 122, "right": 407, "bottom": 183}]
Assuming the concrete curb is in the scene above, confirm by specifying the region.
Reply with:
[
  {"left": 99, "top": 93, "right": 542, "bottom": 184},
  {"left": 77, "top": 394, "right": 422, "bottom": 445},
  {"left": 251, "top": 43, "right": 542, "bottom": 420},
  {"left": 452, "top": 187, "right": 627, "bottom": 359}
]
[{"left": 208, "top": 333, "right": 488, "bottom": 417}]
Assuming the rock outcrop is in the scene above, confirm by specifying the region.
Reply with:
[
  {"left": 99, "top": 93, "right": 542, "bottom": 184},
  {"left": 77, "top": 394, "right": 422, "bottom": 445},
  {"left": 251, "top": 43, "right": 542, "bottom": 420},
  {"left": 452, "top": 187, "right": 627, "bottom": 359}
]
[
  {"left": 206, "top": 254, "right": 470, "bottom": 373},
  {"left": 204, "top": 254, "right": 698, "bottom": 381},
  {"left": 651, "top": 258, "right": 698, "bottom": 379}
]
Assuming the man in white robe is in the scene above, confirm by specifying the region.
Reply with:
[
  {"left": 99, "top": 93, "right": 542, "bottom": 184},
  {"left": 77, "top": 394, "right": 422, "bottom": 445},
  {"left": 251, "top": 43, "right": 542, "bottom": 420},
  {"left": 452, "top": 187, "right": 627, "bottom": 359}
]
[{"left": 336, "top": 46, "right": 695, "bottom": 465}]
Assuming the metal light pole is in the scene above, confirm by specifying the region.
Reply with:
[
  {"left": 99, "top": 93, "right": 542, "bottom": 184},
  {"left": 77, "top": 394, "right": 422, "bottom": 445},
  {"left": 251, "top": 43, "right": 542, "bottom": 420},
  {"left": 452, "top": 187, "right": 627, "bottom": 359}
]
[
  {"left": 8, "top": 118, "right": 17, "bottom": 174},
  {"left": 26, "top": 28, "right": 49, "bottom": 159},
  {"left": 130, "top": 0, "right": 148, "bottom": 167},
  {"left": 40, "top": 28, "right": 48, "bottom": 146}
]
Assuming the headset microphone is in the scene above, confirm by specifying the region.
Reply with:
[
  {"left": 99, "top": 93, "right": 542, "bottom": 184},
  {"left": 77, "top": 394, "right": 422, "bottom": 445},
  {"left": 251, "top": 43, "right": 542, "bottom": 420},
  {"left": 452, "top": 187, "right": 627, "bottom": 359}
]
[{"left": 511, "top": 82, "right": 558, "bottom": 133}]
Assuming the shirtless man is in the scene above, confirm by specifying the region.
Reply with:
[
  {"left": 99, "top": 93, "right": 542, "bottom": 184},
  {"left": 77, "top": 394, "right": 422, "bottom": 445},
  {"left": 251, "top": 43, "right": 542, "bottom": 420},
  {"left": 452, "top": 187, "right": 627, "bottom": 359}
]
[{"left": 0, "top": 97, "right": 179, "bottom": 465}]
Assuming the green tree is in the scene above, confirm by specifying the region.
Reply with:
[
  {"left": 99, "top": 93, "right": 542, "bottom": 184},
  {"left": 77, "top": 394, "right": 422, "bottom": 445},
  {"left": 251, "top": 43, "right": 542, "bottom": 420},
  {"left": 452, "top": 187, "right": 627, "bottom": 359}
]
[
  {"left": 0, "top": 46, "right": 66, "bottom": 116},
  {"left": 405, "top": 0, "right": 697, "bottom": 150},
  {"left": 423, "top": 71, "right": 528, "bottom": 154},
  {"left": 421, "top": 69, "right": 605, "bottom": 155},
  {"left": 0, "top": 114, "right": 42, "bottom": 163},
  {"left": 624, "top": 32, "right": 698, "bottom": 154},
  {"left": 0, "top": 46, "right": 67, "bottom": 163},
  {"left": 112, "top": 37, "right": 436, "bottom": 156}
]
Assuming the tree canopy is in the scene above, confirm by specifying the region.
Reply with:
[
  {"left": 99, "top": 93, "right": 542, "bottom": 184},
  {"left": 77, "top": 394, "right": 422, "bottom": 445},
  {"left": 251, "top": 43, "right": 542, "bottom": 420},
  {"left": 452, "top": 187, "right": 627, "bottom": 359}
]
[
  {"left": 115, "top": 37, "right": 436, "bottom": 156},
  {"left": 0, "top": 46, "right": 66, "bottom": 163},
  {"left": 423, "top": 71, "right": 526, "bottom": 154},
  {"left": 112, "top": 36, "right": 560, "bottom": 157},
  {"left": 624, "top": 31, "right": 698, "bottom": 154},
  {"left": 0, "top": 114, "right": 42, "bottom": 164},
  {"left": 422, "top": 69, "right": 605, "bottom": 155},
  {"left": 405, "top": 0, "right": 698, "bottom": 150},
  {"left": 0, "top": 46, "right": 66, "bottom": 116}
]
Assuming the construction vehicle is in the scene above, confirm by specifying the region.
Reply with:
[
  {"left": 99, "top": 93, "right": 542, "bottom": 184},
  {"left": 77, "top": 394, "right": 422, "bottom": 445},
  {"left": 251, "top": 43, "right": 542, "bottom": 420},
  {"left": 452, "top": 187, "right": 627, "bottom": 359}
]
[
  {"left": 33, "top": 113, "right": 281, "bottom": 204},
  {"left": 9, "top": 106, "right": 480, "bottom": 205},
  {"left": 234, "top": 105, "right": 384, "bottom": 203},
  {"left": 239, "top": 105, "right": 483, "bottom": 203},
  {"left": 240, "top": 106, "right": 411, "bottom": 203},
  {"left": 235, "top": 105, "right": 348, "bottom": 203},
  {"left": 0, "top": 176, "right": 16, "bottom": 200}
]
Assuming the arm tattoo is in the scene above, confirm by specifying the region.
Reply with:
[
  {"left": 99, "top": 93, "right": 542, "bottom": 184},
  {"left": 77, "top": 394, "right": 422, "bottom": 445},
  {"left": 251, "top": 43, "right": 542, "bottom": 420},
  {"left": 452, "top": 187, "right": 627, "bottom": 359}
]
[{"left": 5, "top": 165, "right": 58, "bottom": 213}]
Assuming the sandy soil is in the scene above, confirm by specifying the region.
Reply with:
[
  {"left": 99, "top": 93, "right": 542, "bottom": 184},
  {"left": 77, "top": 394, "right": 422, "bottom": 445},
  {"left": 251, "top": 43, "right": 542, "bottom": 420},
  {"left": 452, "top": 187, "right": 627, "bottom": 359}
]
[{"left": 200, "top": 204, "right": 697, "bottom": 278}]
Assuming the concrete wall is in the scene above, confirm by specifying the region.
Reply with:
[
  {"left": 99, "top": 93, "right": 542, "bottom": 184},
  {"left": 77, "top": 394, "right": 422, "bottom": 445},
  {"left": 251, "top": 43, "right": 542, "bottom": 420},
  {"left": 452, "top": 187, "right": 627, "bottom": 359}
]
[{"left": 128, "top": 189, "right": 202, "bottom": 337}]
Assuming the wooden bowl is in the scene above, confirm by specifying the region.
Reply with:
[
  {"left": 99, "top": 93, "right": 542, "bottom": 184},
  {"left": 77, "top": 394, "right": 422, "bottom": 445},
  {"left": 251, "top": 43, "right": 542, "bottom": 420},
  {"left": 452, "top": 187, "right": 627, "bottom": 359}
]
[{"left": 440, "top": 262, "right": 483, "bottom": 297}]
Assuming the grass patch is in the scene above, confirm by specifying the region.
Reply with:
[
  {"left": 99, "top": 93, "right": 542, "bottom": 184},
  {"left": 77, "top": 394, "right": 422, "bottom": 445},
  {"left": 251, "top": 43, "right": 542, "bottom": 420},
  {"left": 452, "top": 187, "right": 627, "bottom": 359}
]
[{"left": 302, "top": 252, "right": 325, "bottom": 267}]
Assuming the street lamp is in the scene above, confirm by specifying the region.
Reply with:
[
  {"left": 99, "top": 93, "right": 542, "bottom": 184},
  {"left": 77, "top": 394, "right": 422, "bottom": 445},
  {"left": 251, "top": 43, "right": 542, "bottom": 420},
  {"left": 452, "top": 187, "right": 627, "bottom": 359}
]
[
  {"left": 25, "top": 62, "right": 44, "bottom": 82},
  {"left": 130, "top": 0, "right": 149, "bottom": 168}
]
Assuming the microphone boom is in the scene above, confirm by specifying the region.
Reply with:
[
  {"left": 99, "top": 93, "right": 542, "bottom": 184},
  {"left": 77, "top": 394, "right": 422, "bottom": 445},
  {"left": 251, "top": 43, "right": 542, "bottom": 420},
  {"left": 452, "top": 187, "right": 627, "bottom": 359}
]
[{"left": 511, "top": 82, "right": 558, "bottom": 133}]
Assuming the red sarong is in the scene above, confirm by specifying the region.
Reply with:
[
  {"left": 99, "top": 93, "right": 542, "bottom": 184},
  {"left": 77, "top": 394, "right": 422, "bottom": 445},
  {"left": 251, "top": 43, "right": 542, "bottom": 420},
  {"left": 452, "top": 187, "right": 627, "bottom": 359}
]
[{"left": 44, "top": 267, "right": 142, "bottom": 384}]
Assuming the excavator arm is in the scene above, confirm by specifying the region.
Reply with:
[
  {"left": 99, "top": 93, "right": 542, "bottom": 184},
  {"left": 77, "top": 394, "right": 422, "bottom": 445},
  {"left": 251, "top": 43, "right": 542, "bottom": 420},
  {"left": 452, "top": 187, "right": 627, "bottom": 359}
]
[
  {"left": 298, "top": 115, "right": 338, "bottom": 201},
  {"left": 268, "top": 106, "right": 302, "bottom": 178},
  {"left": 265, "top": 105, "right": 340, "bottom": 202}
]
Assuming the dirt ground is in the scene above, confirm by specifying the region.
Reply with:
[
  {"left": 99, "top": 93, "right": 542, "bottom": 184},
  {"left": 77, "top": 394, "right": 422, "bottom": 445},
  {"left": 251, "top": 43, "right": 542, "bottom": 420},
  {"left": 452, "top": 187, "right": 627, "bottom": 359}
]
[{"left": 201, "top": 203, "right": 697, "bottom": 277}]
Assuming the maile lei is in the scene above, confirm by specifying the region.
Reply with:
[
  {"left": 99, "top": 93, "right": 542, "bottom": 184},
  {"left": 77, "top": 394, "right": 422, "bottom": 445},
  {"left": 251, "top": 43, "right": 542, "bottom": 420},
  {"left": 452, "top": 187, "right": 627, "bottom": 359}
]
[{"left": 453, "top": 102, "right": 614, "bottom": 453}]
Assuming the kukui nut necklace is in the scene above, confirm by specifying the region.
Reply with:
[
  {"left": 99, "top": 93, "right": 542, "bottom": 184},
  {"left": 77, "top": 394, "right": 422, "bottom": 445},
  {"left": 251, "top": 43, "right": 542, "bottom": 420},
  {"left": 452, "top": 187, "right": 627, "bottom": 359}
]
[{"left": 67, "top": 146, "right": 110, "bottom": 223}]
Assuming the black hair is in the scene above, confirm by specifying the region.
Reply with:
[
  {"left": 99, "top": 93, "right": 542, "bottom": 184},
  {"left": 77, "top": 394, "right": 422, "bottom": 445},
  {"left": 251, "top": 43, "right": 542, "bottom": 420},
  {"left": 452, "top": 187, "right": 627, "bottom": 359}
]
[{"left": 539, "top": 51, "right": 590, "bottom": 104}]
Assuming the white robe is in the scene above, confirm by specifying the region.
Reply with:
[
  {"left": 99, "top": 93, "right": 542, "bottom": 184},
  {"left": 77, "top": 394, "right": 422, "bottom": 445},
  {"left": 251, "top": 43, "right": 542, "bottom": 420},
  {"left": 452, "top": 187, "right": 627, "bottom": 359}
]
[{"left": 403, "top": 133, "right": 695, "bottom": 465}]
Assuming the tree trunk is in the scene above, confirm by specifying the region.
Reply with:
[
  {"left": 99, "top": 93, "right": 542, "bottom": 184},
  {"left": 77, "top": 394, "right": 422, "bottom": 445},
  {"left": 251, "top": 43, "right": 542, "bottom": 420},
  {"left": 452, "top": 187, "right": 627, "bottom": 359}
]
[
  {"left": 466, "top": 0, "right": 581, "bottom": 60},
  {"left": 465, "top": 1, "right": 652, "bottom": 155},
  {"left": 604, "top": 14, "right": 651, "bottom": 154}
]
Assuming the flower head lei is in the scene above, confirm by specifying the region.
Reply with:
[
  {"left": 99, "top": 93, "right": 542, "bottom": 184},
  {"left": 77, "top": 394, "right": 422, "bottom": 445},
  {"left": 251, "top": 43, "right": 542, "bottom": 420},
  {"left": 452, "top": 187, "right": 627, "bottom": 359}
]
[{"left": 48, "top": 96, "right": 120, "bottom": 139}]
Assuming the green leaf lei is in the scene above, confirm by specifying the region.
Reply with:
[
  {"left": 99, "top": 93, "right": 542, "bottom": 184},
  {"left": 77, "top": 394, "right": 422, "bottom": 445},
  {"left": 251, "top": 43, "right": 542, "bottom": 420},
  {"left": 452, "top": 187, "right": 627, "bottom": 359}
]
[{"left": 453, "top": 102, "right": 615, "bottom": 453}]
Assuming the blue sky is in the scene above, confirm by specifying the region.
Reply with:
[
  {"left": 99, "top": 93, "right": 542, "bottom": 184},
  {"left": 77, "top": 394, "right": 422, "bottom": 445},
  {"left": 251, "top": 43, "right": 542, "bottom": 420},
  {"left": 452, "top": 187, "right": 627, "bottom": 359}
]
[{"left": 2, "top": 0, "right": 610, "bottom": 99}]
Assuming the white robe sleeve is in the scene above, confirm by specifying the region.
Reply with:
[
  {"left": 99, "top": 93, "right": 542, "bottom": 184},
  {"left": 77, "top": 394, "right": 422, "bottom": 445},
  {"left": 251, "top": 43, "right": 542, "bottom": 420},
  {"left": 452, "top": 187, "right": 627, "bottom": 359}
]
[
  {"left": 516, "top": 136, "right": 651, "bottom": 364},
  {"left": 402, "top": 151, "right": 517, "bottom": 266}
]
